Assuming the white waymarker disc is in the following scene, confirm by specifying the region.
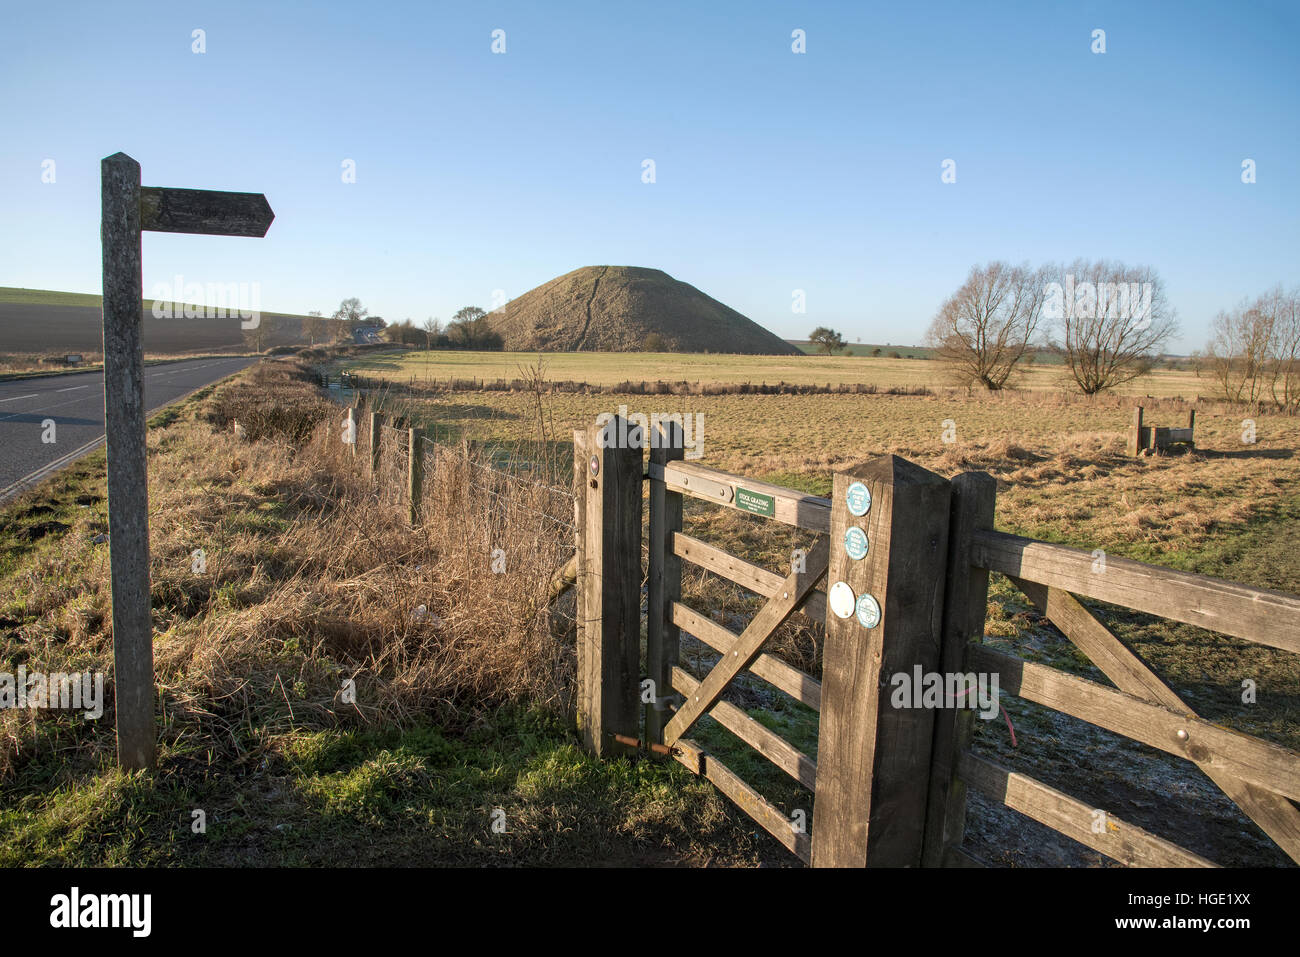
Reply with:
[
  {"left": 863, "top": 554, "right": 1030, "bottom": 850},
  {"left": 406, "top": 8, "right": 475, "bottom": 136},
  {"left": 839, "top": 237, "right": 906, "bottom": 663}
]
[{"left": 829, "top": 581, "right": 856, "bottom": 619}]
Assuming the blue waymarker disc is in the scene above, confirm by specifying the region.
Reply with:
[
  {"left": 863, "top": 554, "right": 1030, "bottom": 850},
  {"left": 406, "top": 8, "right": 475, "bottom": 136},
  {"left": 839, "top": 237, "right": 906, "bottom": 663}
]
[
  {"left": 844, "top": 526, "right": 869, "bottom": 560},
  {"left": 856, "top": 592, "right": 881, "bottom": 629},
  {"left": 846, "top": 481, "right": 871, "bottom": 517}
]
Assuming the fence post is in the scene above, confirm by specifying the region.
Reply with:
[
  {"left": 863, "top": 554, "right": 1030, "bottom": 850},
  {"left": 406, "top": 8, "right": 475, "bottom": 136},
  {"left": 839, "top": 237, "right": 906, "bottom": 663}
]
[
  {"left": 811, "top": 455, "right": 952, "bottom": 867},
  {"left": 576, "top": 416, "right": 642, "bottom": 758},
  {"left": 408, "top": 426, "right": 423, "bottom": 525},
  {"left": 922, "top": 471, "right": 996, "bottom": 867},
  {"left": 369, "top": 411, "right": 382, "bottom": 475},
  {"left": 646, "top": 418, "right": 685, "bottom": 745},
  {"left": 1129, "top": 406, "right": 1144, "bottom": 457},
  {"left": 345, "top": 406, "right": 357, "bottom": 457},
  {"left": 101, "top": 152, "right": 155, "bottom": 771}
]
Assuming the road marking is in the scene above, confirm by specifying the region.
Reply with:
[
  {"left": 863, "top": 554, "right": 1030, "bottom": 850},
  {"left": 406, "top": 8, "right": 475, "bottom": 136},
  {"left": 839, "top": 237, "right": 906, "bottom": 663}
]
[
  {"left": 56, "top": 385, "right": 89, "bottom": 393},
  {"left": 0, "top": 394, "right": 38, "bottom": 403}
]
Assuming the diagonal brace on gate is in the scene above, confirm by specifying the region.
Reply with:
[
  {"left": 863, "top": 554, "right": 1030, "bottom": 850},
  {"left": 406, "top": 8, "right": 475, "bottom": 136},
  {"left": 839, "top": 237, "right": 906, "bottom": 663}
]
[{"left": 664, "top": 538, "right": 829, "bottom": 746}]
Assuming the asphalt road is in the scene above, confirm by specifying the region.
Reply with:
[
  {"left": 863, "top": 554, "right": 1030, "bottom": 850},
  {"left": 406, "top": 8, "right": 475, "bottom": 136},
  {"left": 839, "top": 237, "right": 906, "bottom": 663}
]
[{"left": 0, "top": 356, "right": 258, "bottom": 504}]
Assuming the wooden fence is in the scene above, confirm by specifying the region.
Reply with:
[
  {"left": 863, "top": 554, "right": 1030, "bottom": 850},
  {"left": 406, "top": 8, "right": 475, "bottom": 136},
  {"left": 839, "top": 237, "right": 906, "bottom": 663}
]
[
  {"left": 574, "top": 415, "right": 1300, "bottom": 867},
  {"left": 1129, "top": 405, "right": 1196, "bottom": 455}
]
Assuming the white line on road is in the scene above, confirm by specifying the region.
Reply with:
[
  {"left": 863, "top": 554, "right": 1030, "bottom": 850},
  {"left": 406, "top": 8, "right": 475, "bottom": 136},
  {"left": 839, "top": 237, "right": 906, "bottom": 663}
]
[
  {"left": 0, "top": 394, "right": 38, "bottom": 403},
  {"left": 56, "top": 385, "right": 89, "bottom": 393}
]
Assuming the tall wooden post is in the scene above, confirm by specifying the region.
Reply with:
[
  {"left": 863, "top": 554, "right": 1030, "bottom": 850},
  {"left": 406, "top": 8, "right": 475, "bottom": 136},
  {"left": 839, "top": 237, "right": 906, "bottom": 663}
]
[
  {"left": 922, "top": 471, "right": 996, "bottom": 866},
  {"left": 369, "top": 412, "right": 382, "bottom": 475},
  {"left": 576, "top": 417, "right": 642, "bottom": 757},
  {"left": 1128, "top": 406, "right": 1144, "bottom": 457},
  {"left": 811, "top": 455, "right": 952, "bottom": 867},
  {"left": 101, "top": 152, "right": 154, "bottom": 771},
  {"left": 646, "top": 418, "right": 684, "bottom": 745},
  {"left": 346, "top": 407, "right": 357, "bottom": 457},
  {"left": 408, "top": 427, "right": 423, "bottom": 525}
]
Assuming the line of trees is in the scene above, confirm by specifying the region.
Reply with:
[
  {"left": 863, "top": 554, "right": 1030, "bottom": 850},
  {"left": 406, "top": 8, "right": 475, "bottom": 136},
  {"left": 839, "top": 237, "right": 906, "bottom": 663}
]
[
  {"left": 1196, "top": 285, "right": 1300, "bottom": 408},
  {"left": 925, "top": 260, "right": 1178, "bottom": 394}
]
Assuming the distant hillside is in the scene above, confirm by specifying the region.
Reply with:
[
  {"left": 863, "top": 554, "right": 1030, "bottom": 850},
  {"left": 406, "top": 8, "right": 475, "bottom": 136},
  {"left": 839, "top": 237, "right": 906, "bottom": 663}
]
[
  {"left": 485, "top": 266, "right": 799, "bottom": 355},
  {"left": 0, "top": 287, "right": 315, "bottom": 354}
]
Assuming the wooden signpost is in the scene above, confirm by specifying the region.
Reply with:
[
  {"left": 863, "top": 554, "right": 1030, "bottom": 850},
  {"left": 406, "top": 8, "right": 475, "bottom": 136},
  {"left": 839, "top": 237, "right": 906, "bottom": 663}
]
[{"left": 101, "top": 151, "right": 273, "bottom": 770}]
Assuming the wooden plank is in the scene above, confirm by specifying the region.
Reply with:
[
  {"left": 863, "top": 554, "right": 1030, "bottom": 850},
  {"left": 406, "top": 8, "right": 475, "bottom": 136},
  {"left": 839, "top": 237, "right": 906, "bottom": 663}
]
[
  {"left": 646, "top": 419, "right": 685, "bottom": 745},
  {"left": 673, "top": 532, "right": 827, "bottom": 622},
  {"left": 1128, "top": 407, "right": 1143, "bottom": 457},
  {"left": 811, "top": 456, "right": 952, "bottom": 868},
  {"left": 670, "top": 666, "right": 816, "bottom": 790},
  {"left": 101, "top": 152, "right": 155, "bottom": 771},
  {"left": 971, "top": 529, "right": 1300, "bottom": 654},
  {"left": 969, "top": 645, "right": 1300, "bottom": 803},
  {"left": 958, "top": 752, "right": 1216, "bottom": 868},
  {"left": 369, "top": 412, "right": 382, "bottom": 475},
  {"left": 576, "top": 418, "right": 642, "bottom": 757},
  {"left": 673, "top": 737, "right": 811, "bottom": 863},
  {"left": 139, "top": 186, "right": 274, "bottom": 237},
  {"left": 1011, "top": 578, "right": 1300, "bottom": 863},
  {"left": 922, "top": 471, "right": 996, "bottom": 867},
  {"left": 663, "top": 539, "right": 829, "bottom": 745},
  {"left": 649, "top": 461, "right": 831, "bottom": 532},
  {"left": 407, "top": 427, "right": 423, "bottom": 525},
  {"left": 671, "top": 602, "right": 821, "bottom": 710}
]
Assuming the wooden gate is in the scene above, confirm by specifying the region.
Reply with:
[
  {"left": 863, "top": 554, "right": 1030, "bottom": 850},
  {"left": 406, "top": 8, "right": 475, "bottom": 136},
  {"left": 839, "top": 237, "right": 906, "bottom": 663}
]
[{"left": 572, "top": 415, "right": 1300, "bottom": 867}]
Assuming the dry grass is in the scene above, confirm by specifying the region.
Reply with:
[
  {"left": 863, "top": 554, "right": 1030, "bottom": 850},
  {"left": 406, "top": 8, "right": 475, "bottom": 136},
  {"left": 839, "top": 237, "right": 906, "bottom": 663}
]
[{"left": 0, "top": 360, "right": 578, "bottom": 782}]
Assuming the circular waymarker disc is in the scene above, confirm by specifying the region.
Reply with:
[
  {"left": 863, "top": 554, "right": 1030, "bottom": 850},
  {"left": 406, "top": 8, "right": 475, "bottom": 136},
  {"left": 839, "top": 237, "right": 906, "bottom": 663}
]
[
  {"left": 589, "top": 454, "right": 600, "bottom": 476},
  {"left": 829, "top": 581, "right": 856, "bottom": 619},
  {"left": 844, "top": 526, "right": 869, "bottom": 560},
  {"left": 856, "top": 592, "right": 882, "bottom": 629},
  {"left": 846, "top": 481, "right": 871, "bottom": 517}
]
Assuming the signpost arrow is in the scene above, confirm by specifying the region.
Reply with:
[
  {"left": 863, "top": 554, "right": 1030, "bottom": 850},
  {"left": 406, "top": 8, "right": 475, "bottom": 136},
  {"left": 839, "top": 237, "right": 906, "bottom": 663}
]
[
  {"left": 140, "top": 186, "right": 275, "bottom": 237},
  {"left": 100, "top": 151, "right": 274, "bottom": 770}
]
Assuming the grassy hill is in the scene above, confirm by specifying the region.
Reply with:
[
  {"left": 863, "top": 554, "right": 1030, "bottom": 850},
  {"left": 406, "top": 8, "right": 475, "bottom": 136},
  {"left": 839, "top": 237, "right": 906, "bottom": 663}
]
[{"left": 485, "top": 266, "right": 799, "bottom": 355}]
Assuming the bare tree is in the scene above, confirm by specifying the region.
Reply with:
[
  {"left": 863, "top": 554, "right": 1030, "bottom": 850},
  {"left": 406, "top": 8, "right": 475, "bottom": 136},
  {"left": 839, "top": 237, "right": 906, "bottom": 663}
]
[
  {"left": 1202, "top": 285, "right": 1300, "bottom": 408},
  {"left": 301, "top": 309, "right": 325, "bottom": 345},
  {"left": 422, "top": 316, "right": 442, "bottom": 349},
  {"left": 1050, "top": 260, "right": 1178, "bottom": 394},
  {"left": 1201, "top": 296, "right": 1277, "bottom": 403},
  {"left": 925, "top": 261, "right": 1050, "bottom": 390}
]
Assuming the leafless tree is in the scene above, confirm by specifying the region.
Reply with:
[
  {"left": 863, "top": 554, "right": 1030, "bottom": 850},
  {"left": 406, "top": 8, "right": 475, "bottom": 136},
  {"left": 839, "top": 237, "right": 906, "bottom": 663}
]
[
  {"left": 1201, "top": 285, "right": 1300, "bottom": 408},
  {"left": 1050, "top": 260, "right": 1178, "bottom": 394},
  {"left": 422, "top": 316, "right": 442, "bottom": 349},
  {"left": 925, "top": 261, "right": 1050, "bottom": 390}
]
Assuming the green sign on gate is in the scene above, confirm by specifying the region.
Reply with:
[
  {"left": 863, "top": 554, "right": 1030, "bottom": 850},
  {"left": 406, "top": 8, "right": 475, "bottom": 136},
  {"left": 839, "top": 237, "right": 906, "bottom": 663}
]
[{"left": 735, "top": 487, "right": 775, "bottom": 517}]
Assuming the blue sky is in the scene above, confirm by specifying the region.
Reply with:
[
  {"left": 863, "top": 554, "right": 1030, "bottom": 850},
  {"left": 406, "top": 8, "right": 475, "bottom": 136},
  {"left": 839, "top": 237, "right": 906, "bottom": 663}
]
[{"left": 2, "top": 0, "right": 1297, "bottom": 351}]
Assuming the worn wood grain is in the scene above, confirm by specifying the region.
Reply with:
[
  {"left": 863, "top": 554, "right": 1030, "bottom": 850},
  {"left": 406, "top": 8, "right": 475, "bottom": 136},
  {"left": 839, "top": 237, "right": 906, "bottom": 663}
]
[
  {"left": 1011, "top": 578, "right": 1300, "bottom": 863},
  {"left": 646, "top": 419, "right": 684, "bottom": 744},
  {"left": 673, "top": 737, "right": 811, "bottom": 863},
  {"left": 959, "top": 752, "right": 1216, "bottom": 867},
  {"left": 922, "top": 471, "right": 996, "bottom": 867},
  {"left": 139, "top": 186, "right": 274, "bottom": 237},
  {"left": 101, "top": 152, "right": 155, "bottom": 771},
  {"left": 663, "top": 538, "right": 828, "bottom": 745},
  {"left": 972, "top": 529, "right": 1300, "bottom": 654},
  {"left": 811, "top": 456, "right": 952, "bottom": 868},
  {"left": 671, "top": 601, "right": 821, "bottom": 710},
  {"left": 672, "top": 532, "right": 827, "bottom": 623},
  {"left": 649, "top": 461, "right": 831, "bottom": 532},
  {"left": 970, "top": 644, "right": 1300, "bottom": 803},
  {"left": 670, "top": 666, "right": 816, "bottom": 790}
]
